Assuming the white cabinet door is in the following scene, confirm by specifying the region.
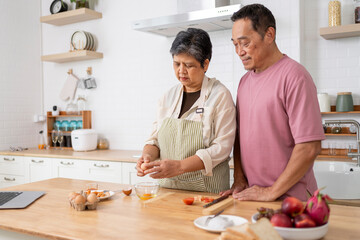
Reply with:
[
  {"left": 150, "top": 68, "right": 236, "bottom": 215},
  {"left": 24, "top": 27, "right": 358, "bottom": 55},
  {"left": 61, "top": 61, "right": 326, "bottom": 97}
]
[
  {"left": 0, "top": 174, "right": 26, "bottom": 188},
  {"left": 53, "top": 158, "right": 88, "bottom": 180},
  {"left": 0, "top": 155, "right": 25, "bottom": 176},
  {"left": 0, "top": 155, "right": 26, "bottom": 188},
  {"left": 25, "top": 157, "right": 54, "bottom": 183},
  {"left": 121, "top": 162, "right": 157, "bottom": 185},
  {"left": 84, "top": 160, "right": 122, "bottom": 184},
  {"left": 230, "top": 169, "right": 234, "bottom": 187}
]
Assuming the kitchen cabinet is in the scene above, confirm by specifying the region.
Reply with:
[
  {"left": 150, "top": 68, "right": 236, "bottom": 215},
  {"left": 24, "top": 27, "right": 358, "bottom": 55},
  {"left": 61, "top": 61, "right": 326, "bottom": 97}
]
[
  {"left": 25, "top": 157, "right": 53, "bottom": 183},
  {"left": 0, "top": 155, "right": 26, "bottom": 188},
  {"left": 53, "top": 158, "right": 88, "bottom": 180},
  {"left": 40, "top": 8, "right": 103, "bottom": 63},
  {"left": 230, "top": 169, "right": 234, "bottom": 186},
  {"left": 84, "top": 160, "right": 122, "bottom": 183},
  {"left": 320, "top": 23, "right": 360, "bottom": 39},
  {"left": 121, "top": 162, "right": 157, "bottom": 185},
  {"left": 47, "top": 110, "right": 92, "bottom": 149}
]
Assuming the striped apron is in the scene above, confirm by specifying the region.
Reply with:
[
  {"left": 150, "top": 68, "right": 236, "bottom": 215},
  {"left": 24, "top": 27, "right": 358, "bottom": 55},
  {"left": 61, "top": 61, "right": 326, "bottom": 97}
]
[{"left": 157, "top": 78, "right": 230, "bottom": 193}]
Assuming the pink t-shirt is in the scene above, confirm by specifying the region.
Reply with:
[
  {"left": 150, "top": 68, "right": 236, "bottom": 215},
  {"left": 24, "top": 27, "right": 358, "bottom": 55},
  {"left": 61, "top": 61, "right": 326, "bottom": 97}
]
[{"left": 236, "top": 55, "right": 325, "bottom": 201}]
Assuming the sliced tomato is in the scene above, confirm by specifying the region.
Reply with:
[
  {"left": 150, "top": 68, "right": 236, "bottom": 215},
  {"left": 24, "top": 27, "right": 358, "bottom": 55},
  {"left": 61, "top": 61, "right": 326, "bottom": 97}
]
[
  {"left": 201, "top": 197, "right": 214, "bottom": 203},
  {"left": 183, "top": 197, "right": 194, "bottom": 205}
]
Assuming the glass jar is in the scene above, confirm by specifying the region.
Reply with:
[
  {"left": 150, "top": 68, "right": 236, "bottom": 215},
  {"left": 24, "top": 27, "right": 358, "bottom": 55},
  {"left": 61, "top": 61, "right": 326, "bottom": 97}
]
[
  {"left": 76, "top": 95, "right": 87, "bottom": 112},
  {"left": 61, "top": 120, "right": 69, "bottom": 131},
  {"left": 355, "top": 0, "right": 360, "bottom": 23},
  {"left": 53, "top": 120, "right": 61, "bottom": 131},
  {"left": 77, "top": 120, "right": 83, "bottom": 129},
  {"left": 329, "top": 0, "right": 341, "bottom": 26},
  {"left": 70, "top": 120, "right": 78, "bottom": 131}
]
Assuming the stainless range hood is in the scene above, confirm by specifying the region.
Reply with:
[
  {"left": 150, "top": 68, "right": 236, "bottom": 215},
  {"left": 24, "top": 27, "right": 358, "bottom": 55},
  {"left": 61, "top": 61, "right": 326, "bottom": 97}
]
[{"left": 132, "top": 4, "right": 241, "bottom": 37}]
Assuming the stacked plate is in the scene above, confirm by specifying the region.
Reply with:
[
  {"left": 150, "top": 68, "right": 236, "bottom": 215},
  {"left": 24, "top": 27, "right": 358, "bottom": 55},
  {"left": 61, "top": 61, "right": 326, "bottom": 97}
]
[{"left": 71, "top": 31, "right": 96, "bottom": 51}]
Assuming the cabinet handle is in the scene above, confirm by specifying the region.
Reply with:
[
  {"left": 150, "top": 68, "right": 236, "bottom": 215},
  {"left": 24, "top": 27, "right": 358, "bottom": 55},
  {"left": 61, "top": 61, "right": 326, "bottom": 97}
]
[
  {"left": 60, "top": 161, "right": 74, "bottom": 165},
  {"left": 93, "top": 163, "right": 109, "bottom": 168},
  {"left": 3, "top": 157, "right": 15, "bottom": 161},
  {"left": 4, "top": 177, "right": 15, "bottom": 181},
  {"left": 31, "top": 159, "right": 44, "bottom": 163}
]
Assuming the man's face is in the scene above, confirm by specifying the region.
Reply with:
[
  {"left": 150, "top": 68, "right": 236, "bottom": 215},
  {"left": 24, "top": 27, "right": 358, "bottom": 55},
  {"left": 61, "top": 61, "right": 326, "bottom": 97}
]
[{"left": 231, "top": 18, "right": 269, "bottom": 73}]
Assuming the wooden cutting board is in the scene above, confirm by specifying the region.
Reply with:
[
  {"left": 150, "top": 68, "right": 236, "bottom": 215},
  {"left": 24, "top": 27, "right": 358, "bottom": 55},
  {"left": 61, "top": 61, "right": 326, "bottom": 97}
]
[{"left": 144, "top": 192, "right": 234, "bottom": 215}]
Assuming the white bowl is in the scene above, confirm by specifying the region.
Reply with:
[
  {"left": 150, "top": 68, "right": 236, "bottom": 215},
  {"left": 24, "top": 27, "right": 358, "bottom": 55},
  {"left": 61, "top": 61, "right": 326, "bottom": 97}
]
[{"left": 251, "top": 213, "right": 329, "bottom": 240}]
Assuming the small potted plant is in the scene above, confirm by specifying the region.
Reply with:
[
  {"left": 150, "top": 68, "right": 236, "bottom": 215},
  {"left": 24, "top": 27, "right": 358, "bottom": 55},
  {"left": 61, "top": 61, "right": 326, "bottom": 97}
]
[{"left": 70, "top": 0, "right": 89, "bottom": 9}]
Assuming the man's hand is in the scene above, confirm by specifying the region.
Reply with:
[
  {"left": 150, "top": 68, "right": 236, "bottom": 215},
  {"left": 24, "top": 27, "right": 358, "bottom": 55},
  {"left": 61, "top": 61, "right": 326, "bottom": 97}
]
[
  {"left": 220, "top": 178, "right": 248, "bottom": 197},
  {"left": 144, "top": 159, "right": 184, "bottom": 179},
  {"left": 232, "top": 185, "right": 276, "bottom": 201}
]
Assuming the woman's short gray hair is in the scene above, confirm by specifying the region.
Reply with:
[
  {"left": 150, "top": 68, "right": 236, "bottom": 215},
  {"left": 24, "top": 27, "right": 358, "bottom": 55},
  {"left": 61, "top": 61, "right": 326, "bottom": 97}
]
[{"left": 170, "top": 28, "right": 212, "bottom": 68}]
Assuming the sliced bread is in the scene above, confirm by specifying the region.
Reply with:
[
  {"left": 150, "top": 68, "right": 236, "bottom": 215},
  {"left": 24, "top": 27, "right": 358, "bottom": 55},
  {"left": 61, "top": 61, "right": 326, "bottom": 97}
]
[
  {"left": 220, "top": 231, "right": 246, "bottom": 240},
  {"left": 226, "top": 223, "right": 256, "bottom": 240},
  {"left": 247, "top": 218, "right": 282, "bottom": 240}
]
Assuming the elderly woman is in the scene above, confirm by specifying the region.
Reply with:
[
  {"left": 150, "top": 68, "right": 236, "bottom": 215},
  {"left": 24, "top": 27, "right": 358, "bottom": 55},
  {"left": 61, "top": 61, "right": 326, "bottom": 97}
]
[{"left": 136, "top": 28, "right": 236, "bottom": 193}]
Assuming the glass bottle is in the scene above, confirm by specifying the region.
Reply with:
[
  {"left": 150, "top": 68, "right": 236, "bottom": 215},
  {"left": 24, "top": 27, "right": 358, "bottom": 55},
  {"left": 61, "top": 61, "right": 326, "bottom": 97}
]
[
  {"left": 329, "top": 0, "right": 341, "bottom": 26},
  {"left": 38, "top": 130, "right": 45, "bottom": 150},
  {"left": 77, "top": 95, "right": 87, "bottom": 112},
  {"left": 355, "top": 0, "right": 360, "bottom": 23}
]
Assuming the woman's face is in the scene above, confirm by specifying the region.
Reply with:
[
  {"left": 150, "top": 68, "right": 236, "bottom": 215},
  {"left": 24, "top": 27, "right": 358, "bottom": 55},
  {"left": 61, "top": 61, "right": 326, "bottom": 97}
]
[{"left": 173, "top": 53, "right": 209, "bottom": 92}]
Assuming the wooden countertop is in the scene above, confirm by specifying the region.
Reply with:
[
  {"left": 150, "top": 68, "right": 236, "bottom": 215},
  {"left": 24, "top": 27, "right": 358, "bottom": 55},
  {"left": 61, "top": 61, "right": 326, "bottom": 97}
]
[
  {"left": 0, "top": 149, "right": 142, "bottom": 163},
  {"left": 0, "top": 178, "right": 359, "bottom": 240}
]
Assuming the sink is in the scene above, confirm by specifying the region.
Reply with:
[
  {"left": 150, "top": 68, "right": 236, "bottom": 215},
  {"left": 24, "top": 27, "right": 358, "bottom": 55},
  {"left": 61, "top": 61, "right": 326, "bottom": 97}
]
[{"left": 313, "top": 161, "right": 360, "bottom": 199}]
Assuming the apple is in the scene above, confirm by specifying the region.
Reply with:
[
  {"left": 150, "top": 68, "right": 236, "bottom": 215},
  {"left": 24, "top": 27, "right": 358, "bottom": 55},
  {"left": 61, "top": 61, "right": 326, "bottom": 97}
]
[
  {"left": 281, "top": 197, "right": 304, "bottom": 217},
  {"left": 270, "top": 213, "right": 293, "bottom": 228},
  {"left": 294, "top": 213, "right": 316, "bottom": 228}
]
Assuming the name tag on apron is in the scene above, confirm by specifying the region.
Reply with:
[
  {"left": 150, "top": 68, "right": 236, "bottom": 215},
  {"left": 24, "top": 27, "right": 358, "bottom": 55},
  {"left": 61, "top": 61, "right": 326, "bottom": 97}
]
[{"left": 196, "top": 108, "right": 204, "bottom": 114}]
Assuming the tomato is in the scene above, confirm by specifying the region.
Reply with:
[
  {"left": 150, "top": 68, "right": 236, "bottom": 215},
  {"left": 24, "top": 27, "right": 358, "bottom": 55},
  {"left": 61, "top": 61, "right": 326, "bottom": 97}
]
[
  {"left": 201, "top": 197, "right": 214, "bottom": 203},
  {"left": 183, "top": 197, "right": 194, "bottom": 205}
]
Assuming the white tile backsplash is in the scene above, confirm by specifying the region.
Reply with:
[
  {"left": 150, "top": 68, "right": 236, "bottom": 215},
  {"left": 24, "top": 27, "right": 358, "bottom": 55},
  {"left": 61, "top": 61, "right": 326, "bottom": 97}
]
[{"left": 0, "top": 0, "right": 359, "bottom": 151}]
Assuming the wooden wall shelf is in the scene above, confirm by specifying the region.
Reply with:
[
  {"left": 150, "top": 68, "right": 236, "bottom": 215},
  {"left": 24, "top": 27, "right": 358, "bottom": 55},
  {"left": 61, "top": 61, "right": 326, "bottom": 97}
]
[
  {"left": 40, "top": 8, "right": 102, "bottom": 26},
  {"left": 41, "top": 50, "right": 103, "bottom": 63},
  {"left": 320, "top": 24, "right": 360, "bottom": 39},
  {"left": 318, "top": 148, "right": 357, "bottom": 159},
  {"left": 47, "top": 111, "right": 92, "bottom": 148},
  {"left": 321, "top": 105, "right": 360, "bottom": 114}
]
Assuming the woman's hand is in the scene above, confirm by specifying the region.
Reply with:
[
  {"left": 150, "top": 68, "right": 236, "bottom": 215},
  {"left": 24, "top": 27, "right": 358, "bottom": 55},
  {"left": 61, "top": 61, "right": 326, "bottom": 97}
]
[
  {"left": 136, "top": 154, "right": 151, "bottom": 177},
  {"left": 143, "top": 159, "right": 184, "bottom": 179}
]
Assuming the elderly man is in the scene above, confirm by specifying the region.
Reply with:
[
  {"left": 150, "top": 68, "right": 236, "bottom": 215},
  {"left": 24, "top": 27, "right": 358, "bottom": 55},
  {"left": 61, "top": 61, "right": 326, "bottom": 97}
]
[{"left": 220, "top": 4, "right": 325, "bottom": 201}]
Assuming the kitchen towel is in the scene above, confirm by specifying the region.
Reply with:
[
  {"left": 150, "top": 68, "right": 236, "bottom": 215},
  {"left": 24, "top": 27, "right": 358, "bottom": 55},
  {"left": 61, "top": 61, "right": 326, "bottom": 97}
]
[{"left": 59, "top": 74, "right": 79, "bottom": 101}]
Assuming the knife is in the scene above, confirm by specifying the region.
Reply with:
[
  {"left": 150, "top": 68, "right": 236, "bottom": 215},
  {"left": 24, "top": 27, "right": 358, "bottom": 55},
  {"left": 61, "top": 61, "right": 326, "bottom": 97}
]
[{"left": 203, "top": 195, "right": 229, "bottom": 208}]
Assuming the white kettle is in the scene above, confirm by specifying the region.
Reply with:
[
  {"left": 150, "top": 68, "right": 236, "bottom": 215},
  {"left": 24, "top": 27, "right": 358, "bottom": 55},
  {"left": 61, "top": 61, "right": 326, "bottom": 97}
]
[{"left": 317, "top": 93, "right": 330, "bottom": 113}]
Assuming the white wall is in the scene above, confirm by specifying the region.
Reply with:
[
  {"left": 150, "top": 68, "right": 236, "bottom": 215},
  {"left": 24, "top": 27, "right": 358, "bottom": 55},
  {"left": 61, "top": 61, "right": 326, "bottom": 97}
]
[
  {"left": 304, "top": 0, "right": 360, "bottom": 150},
  {"left": 0, "top": 0, "right": 42, "bottom": 150},
  {"left": 41, "top": 0, "right": 302, "bottom": 150}
]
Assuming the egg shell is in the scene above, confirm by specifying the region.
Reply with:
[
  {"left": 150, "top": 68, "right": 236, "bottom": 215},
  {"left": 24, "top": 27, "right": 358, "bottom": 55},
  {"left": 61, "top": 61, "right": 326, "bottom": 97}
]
[
  {"left": 122, "top": 188, "right": 132, "bottom": 196},
  {"left": 74, "top": 194, "right": 86, "bottom": 204},
  {"left": 140, "top": 163, "right": 147, "bottom": 170},
  {"left": 87, "top": 193, "right": 98, "bottom": 203}
]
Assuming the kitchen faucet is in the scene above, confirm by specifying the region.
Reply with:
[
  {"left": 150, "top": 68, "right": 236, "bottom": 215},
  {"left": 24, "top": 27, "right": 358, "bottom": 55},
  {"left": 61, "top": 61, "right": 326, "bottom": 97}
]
[{"left": 324, "top": 119, "right": 360, "bottom": 166}]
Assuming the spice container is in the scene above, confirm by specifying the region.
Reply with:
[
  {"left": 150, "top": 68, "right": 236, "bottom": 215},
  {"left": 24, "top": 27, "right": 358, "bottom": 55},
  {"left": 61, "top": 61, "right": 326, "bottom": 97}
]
[
  {"left": 329, "top": 0, "right": 341, "bottom": 26},
  {"left": 355, "top": 0, "right": 360, "bottom": 23},
  {"left": 336, "top": 92, "right": 354, "bottom": 112}
]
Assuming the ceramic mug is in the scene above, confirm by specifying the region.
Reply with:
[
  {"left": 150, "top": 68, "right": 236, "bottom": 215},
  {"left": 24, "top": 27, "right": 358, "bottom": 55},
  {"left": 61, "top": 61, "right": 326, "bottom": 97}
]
[
  {"left": 317, "top": 93, "right": 331, "bottom": 112},
  {"left": 336, "top": 92, "right": 354, "bottom": 112}
]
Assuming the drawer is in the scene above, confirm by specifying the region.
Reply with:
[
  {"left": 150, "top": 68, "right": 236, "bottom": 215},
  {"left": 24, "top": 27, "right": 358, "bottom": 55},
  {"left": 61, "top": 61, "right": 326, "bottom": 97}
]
[
  {"left": 0, "top": 155, "right": 25, "bottom": 176},
  {"left": 0, "top": 174, "right": 26, "bottom": 188},
  {"left": 85, "top": 160, "right": 122, "bottom": 183},
  {"left": 25, "top": 157, "right": 54, "bottom": 183}
]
